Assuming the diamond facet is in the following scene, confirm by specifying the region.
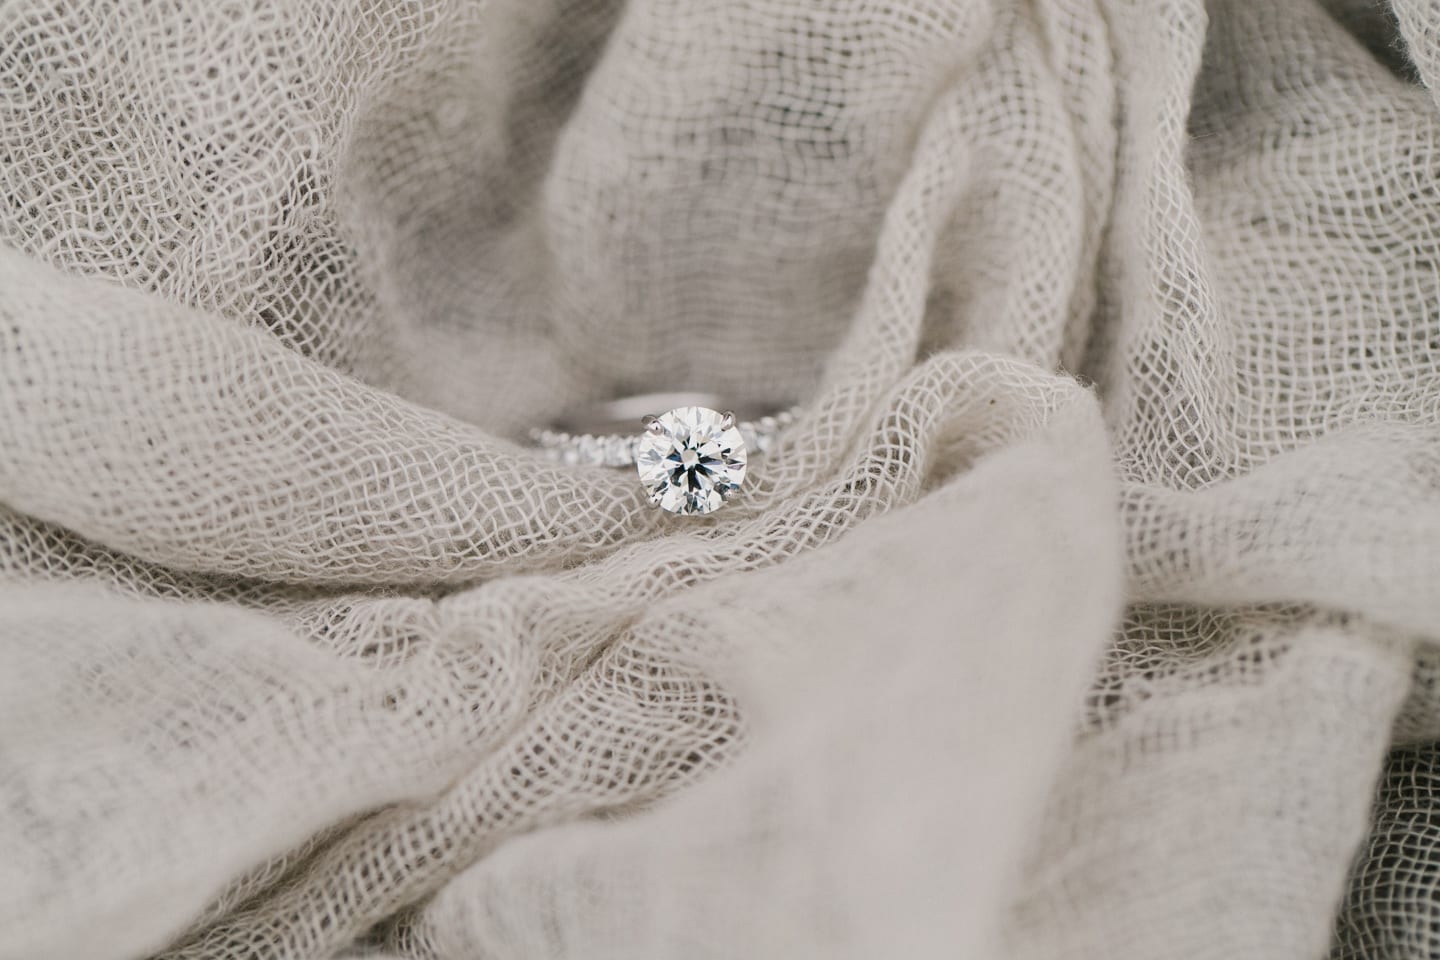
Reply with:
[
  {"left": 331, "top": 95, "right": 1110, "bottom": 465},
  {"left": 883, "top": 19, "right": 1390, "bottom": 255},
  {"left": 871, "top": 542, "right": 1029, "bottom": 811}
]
[{"left": 635, "top": 406, "right": 747, "bottom": 515}]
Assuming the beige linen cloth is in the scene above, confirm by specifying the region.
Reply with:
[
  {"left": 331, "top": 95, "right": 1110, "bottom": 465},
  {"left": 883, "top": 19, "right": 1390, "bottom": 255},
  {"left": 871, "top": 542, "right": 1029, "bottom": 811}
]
[{"left": 3, "top": 0, "right": 1439, "bottom": 957}]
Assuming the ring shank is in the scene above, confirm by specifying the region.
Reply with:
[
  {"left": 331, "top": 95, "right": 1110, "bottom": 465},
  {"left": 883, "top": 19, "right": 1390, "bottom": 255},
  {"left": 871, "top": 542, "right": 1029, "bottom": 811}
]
[
  {"left": 549, "top": 392, "right": 785, "bottom": 436},
  {"left": 533, "top": 392, "right": 798, "bottom": 467}
]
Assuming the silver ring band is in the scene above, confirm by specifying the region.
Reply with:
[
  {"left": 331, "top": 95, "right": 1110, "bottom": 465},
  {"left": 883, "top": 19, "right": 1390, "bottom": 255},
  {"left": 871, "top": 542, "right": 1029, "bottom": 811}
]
[{"left": 531, "top": 393, "right": 797, "bottom": 467}]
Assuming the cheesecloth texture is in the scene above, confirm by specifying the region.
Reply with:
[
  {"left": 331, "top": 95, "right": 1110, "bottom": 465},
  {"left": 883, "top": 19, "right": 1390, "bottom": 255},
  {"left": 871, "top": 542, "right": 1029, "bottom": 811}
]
[{"left": 3, "top": 0, "right": 1440, "bottom": 957}]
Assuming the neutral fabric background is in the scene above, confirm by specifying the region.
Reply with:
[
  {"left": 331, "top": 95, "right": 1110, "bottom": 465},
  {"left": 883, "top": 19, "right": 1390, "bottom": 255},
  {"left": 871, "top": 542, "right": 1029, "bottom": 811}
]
[{"left": 2, "top": 0, "right": 1439, "bottom": 957}]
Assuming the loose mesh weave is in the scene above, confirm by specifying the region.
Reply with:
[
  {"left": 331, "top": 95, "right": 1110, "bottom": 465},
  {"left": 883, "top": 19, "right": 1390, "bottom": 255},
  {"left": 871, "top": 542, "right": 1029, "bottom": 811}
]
[{"left": 3, "top": 0, "right": 1440, "bottom": 957}]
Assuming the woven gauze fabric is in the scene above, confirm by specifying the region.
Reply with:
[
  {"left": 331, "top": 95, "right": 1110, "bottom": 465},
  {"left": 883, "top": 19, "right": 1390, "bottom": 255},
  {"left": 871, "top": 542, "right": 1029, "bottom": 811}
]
[{"left": 2, "top": 0, "right": 1439, "bottom": 957}]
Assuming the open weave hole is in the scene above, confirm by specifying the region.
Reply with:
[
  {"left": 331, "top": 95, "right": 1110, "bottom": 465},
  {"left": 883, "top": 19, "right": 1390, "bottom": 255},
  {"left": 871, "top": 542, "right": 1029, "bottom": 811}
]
[{"left": 4, "top": 0, "right": 1440, "bottom": 958}]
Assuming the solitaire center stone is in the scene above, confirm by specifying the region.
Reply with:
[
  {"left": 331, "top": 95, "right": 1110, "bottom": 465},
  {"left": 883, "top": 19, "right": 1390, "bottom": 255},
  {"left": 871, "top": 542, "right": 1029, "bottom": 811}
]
[{"left": 635, "top": 406, "right": 748, "bottom": 515}]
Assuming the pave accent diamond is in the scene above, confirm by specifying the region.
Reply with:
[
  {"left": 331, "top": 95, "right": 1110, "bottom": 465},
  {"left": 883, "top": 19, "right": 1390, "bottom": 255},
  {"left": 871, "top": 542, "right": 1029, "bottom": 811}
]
[
  {"left": 532, "top": 406, "right": 794, "bottom": 469},
  {"left": 635, "top": 406, "right": 747, "bottom": 515}
]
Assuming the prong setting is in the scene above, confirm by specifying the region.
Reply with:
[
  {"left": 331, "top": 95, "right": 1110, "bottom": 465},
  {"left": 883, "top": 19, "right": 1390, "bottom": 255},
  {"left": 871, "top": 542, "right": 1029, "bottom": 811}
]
[{"left": 635, "top": 406, "right": 748, "bottom": 515}]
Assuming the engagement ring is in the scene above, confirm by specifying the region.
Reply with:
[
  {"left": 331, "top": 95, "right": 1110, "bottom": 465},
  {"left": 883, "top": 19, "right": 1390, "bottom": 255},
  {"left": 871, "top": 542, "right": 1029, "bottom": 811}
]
[{"left": 531, "top": 392, "right": 796, "bottom": 516}]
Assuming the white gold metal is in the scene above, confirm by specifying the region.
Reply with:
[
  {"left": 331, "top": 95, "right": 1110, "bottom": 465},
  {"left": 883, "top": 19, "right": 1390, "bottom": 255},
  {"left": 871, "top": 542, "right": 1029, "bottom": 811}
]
[{"left": 530, "top": 394, "right": 797, "bottom": 469}]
